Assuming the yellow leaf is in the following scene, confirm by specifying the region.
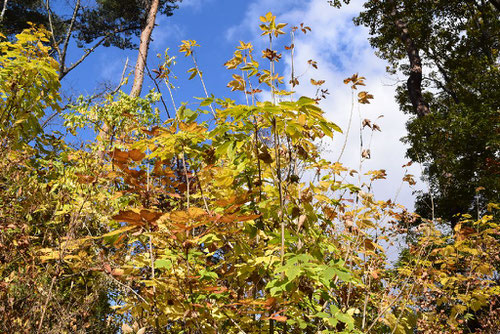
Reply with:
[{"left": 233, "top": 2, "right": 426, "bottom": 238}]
[{"left": 101, "top": 225, "right": 137, "bottom": 238}]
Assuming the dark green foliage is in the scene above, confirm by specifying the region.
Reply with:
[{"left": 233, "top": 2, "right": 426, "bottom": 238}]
[
  {"left": 1, "top": 0, "right": 181, "bottom": 49},
  {"left": 0, "top": 1, "right": 51, "bottom": 36},
  {"left": 75, "top": 0, "right": 181, "bottom": 49},
  {"left": 354, "top": 0, "right": 500, "bottom": 224},
  {"left": 0, "top": 0, "right": 181, "bottom": 78}
]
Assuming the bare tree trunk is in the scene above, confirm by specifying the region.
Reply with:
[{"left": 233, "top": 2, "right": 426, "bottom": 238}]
[
  {"left": 389, "top": 0, "right": 430, "bottom": 117},
  {"left": 130, "top": 0, "right": 160, "bottom": 98}
]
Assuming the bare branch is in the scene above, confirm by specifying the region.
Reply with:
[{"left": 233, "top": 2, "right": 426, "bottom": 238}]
[
  {"left": 60, "top": 35, "right": 109, "bottom": 80},
  {"left": 0, "top": 0, "right": 8, "bottom": 22},
  {"left": 60, "top": 0, "right": 81, "bottom": 70},
  {"left": 45, "top": 0, "right": 62, "bottom": 62},
  {"left": 109, "top": 57, "right": 130, "bottom": 95}
]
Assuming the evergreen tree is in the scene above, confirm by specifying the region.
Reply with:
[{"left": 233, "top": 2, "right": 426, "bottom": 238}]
[{"left": 0, "top": 0, "right": 181, "bottom": 80}]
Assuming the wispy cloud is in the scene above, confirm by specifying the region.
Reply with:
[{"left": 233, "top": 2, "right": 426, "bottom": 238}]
[
  {"left": 151, "top": 17, "right": 186, "bottom": 52},
  {"left": 227, "top": 0, "right": 424, "bottom": 208},
  {"left": 99, "top": 54, "right": 129, "bottom": 82},
  {"left": 179, "top": 0, "right": 214, "bottom": 12}
]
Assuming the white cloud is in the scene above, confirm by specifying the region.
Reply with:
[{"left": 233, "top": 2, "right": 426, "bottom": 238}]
[
  {"left": 99, "top": 55, "right": 129, "bottom": 82},
  {"left": 227, "top": 0, "right": 425, "bottom": 209},
  {"left": 179, "top": 0, "right": 214, "bottom": 12},
  {"left": 151, "top": 17, "right": 186, "bottom": 52}
]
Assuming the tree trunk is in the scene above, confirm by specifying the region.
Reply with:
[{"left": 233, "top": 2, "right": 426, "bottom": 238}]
[
  {"left": 389, "top": 0, "right": 430, "bottom": 117},
  {"left": 130, "top": 0, "right": 160, "bottom": 97}
]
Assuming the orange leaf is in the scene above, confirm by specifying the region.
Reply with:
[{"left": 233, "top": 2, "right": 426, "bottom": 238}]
[
  {"left": 129, "top": 149, "right": 145, "bottom": 161},
  {"left": 103, "top": 263, "right": 112, "bottom": 274},
  {"left": 110, "top": 148, "right": 129, "bottom": 162},
  {"left": 111, "top": 268, "right": 124, "bottom": 276},
  {"left": 236, "top": 214, "right": 261, "bottom": 221},
  {"left": 140, "top": 209, "right": 163, "bottom": 223},
  {"left": 112, "top": 210, "right": 143, "bottom": 225}
]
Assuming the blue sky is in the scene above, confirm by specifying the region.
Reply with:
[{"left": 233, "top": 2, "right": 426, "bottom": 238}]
[{"left": 58, "top": 0, "right": 425, "bottom": 211}]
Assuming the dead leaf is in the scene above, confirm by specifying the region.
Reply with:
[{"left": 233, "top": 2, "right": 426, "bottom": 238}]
[{"left": 129, "top": 149, "right": 145, "bottom": 161}]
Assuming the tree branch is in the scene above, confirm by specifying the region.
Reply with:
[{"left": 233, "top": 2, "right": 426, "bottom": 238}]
[
  {"left": 0, "top": 0, "right": 8, "bottom": 22},
  {"left": 60, "top": 0, "right": 81, "bottom": 71},
  {"left": 59, "top": 35, "right": 109, "bottom": 80},
  {"left": 45, "top": 0, "right": 62, "bottom": 62},
  {"left": 388, "top": 0, "right": 430, "bottom": 117}
]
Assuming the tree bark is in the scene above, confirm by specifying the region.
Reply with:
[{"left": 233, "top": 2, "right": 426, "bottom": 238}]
[
  {"left": 389, "top": 0, "right": 430, "bottom": 117},
  {"left": 130, "top": 0, "right": 160, "bottom": 98}
]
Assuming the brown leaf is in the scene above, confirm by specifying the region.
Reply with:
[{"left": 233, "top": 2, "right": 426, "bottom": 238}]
[
  {"left": 362, "top": 119, "right": 372, "bottom": 129},
  {"left": 271, "top": 314, "right": 287, "bottom": 322},
  {"left": 203, "top": 286, "right": 228, "bottom": 294},
  {"left": 402, "top": 161, "right": 413, "bottom": 168},
  {"left": 298, "top": 215, "right": 307, "bottom": 231},
  {"left": 236, "top": 214, "right": 261, "bottom": 222},
  {"left": 129, "top": 149, "right": 145, "bottom": 161},
  {"left": 124, "top": 169, "right": 146, "bottom": 179},
  {"left": 141, "top": 126, "right": 161, "bottom": 136},
  {"left": 110, "top": 148, "right": 129, "bottom": 162},
  {"left": 257, "top": 148, "right": 273, "bottom": 163},
  {"left": 112, "top": 210, "right": 143, "bottom": 225},
  {"left": 358, "top": 91, "right": 374, "bottom": 104},
  {"left": 103, "top": 263, "right": 112, "bottom": 274},
  {"left": 307, "top": 59, "right": 318, "bottom": 69},
  {"left": 310, "top": 78, "right": 325, "bottom": 86},
  {"left": 111, "top": 268, "right": 124, "bottom": 276},
  {"left": 139, "top": 210, "right": 162, "bottom": 223},
  {"left": 265, "top": 297, "right": 277, "bottom": 307}
]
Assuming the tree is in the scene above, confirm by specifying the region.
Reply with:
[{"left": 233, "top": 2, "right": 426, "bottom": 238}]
[
  {"left": 76, "top": 0, "right": 181, "bottom": 96},
  {"left": 0, "top": 0, "right": 180, "bottom": 81},
  {"left": 131, "top": 0, "right": 161, "bottom": 97},
  {"left": 351, "top": 0, "right": 500, "bottom": 225},
  {"left": 2, "top": 11, "right": 500, "bottom": 333},
  {"left": 0, "top": 27, "right": 119, "bottom": 333}
]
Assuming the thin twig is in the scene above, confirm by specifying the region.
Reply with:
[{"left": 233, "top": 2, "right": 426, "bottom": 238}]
[
  {"left": 190, "top": 52, "right": 216, "bottom": 118},
  {"left": 221, "top": 309, "right": 248, "bottom": 334},
  {"left": 106, "top": 272, "right": 150, "bottom": 305},
  {"left": 337, "top": 90, "right": 354, "bottom": 162},
  {"left": 144, "top": 60, "right": 171, "bottom": 118},
  {"left": 110, "top": 57, "right": 130, "bottom": 95},
  {"left": 37, "top": 276, "right": 56, "bottom": 333}
]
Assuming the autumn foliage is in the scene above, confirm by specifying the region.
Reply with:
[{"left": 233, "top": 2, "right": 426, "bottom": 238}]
[{"left": 1, "top": 13, "right": 499, "bottom": 334}]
